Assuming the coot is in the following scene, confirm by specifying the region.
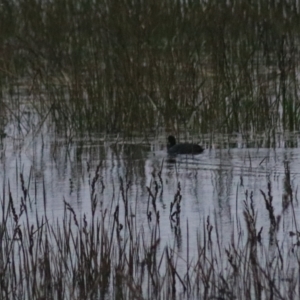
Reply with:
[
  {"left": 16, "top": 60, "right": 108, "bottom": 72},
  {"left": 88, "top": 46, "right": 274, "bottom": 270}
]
[{"left": 167, "top": 135, "right": 204, "bottom": 155}]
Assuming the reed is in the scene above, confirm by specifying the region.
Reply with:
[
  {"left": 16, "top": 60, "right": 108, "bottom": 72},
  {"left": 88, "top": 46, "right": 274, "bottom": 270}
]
[
  {"left": 0, "top": 162, "right": 299, "bottom": 299},
  {"left": 1, "top": 0, "right": 300, "bottom": 139}
]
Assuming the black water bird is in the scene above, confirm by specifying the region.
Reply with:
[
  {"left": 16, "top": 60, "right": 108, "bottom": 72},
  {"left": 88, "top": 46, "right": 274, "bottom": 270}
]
[{"left": 167, "top": 135, "right": 204, "bottom": 155}]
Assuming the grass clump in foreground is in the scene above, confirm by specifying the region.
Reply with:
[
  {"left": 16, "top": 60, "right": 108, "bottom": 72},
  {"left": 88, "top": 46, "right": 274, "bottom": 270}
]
[{"left": 0, "top": 162, "right": 299, "bottom": 300}]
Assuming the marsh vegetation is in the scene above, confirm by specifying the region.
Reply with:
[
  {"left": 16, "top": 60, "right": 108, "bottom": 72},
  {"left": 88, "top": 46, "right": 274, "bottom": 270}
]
[
  {"left": 1, "top": 0, "right": 300, "bottom": 299},
  {"left": 1, "top": 0, "right": 300, "bottom": 139}
]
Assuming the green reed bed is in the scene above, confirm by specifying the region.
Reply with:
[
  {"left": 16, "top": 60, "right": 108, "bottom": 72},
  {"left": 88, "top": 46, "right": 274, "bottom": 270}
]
[
  {"left": 1, "top": 0, "right": 300, "bottom": 138},
  {"left": 0, "top": 162, "right": 299, "bottom": 299}
]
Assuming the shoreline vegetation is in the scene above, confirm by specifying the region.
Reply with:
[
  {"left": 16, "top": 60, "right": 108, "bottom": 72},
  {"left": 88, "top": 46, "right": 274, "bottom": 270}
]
[
  {"left": 1, "top": 0, "right": 300, "bottom": 138},
  {"left": 1, "top": 162, "right": 299, "bottom": 299},
  {"left": 1, "top": 1, "right": 300, "bottom": 299}
]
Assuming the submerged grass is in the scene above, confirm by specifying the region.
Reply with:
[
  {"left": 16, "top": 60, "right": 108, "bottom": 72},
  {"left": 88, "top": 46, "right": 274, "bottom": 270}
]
[
  {"left": 1, "top": 0, "right": 300, "bottom": 138},
  {"left": 1, "top": 162, "right": 300, "bottom": 299}
]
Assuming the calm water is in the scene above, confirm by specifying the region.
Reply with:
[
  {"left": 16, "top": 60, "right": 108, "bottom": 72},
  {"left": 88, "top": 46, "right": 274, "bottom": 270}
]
[
  {"left": 1, "top": 131, "right": 300, "bottom": 263},
  {"left": 2, "top": 2, "right": 300, "bottom": 297}
]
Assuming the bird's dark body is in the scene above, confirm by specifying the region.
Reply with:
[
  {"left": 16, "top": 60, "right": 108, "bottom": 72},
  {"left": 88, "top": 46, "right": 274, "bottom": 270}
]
[{"left": 167, "top": 136, "right": 204, "bottom": 155}]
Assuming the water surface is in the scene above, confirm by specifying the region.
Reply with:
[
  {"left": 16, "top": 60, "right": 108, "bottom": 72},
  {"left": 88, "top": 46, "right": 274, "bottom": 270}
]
[{"left": 1, "top": 132, "right": 299, "bottom": 256}]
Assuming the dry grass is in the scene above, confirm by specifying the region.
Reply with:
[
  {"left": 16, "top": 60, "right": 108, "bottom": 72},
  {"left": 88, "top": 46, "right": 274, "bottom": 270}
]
[
  {"left": 1, "top": 0, "right": 300, "bottom": 138},
  {"left": 1, "top": 162, "right": 299, "bottom": 299}
]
